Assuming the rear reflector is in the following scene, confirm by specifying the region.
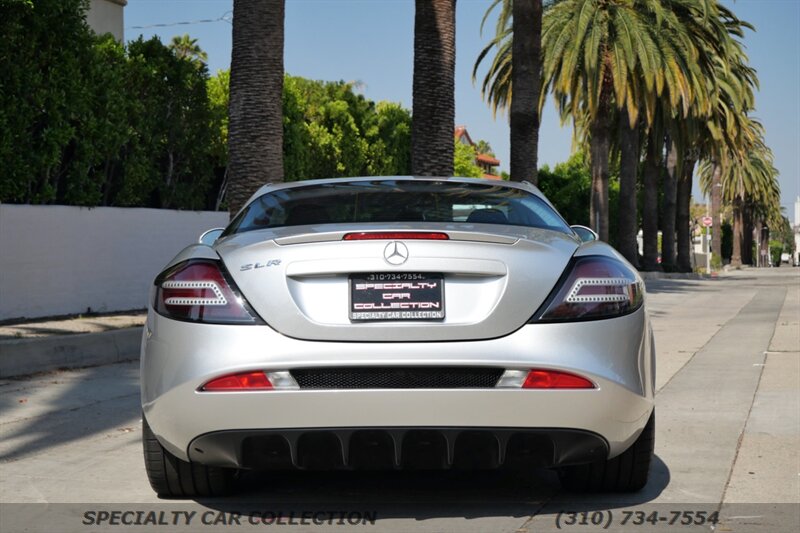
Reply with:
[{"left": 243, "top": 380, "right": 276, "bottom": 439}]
[
  {"left": 200, "top": 371, "right": 273, "bottom": 391},
  {"left": 522, "top": 370, "right": 595, "bottom": 389},
  {"left": 343, "top": 232, "right": 449, "bottom": 241}
]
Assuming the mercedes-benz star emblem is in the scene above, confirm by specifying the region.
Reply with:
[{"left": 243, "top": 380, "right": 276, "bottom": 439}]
[{"left": 383, "top": 241, "right": 409, "bottom": 265}]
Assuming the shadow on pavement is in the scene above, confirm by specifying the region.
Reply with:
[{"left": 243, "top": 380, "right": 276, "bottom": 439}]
[
  {"left": 193, "top": 455, "right": 670, "bottom": 520},
  {"left": 0, "top": 362, "right": 140, "bottom": 462},
  {"left": 644, "top": 279, "right": 717, "bottom": 295}
]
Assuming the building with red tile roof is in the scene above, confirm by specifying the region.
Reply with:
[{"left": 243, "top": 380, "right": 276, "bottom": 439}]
[{"left": 454, "top": 126, "right": 501, "bottom": 180}]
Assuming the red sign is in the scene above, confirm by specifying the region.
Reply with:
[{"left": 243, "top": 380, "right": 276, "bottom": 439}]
[{"left": 702, "top": 216, "right": 713, "bottom": 227}]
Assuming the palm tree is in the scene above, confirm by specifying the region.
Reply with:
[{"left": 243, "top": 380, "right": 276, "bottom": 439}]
[
  {"left": 728, "top": 146, "right": 779, "bottom": 267},
  {"left": 616, "top": 106, "right": 642, "bottom": 267},
  {"left": 637, "top": 0, "right": 752, "bottom": 271},
  {"left": 643, "top": 0, "right": 737, "bottom": 271},
  {"left": 545, "top": 0, "right": 717, "bottom": 243},
  {"left": 695, "top": 9, "right": 758, "bottom": 267},
  {"left": 472, "top": 0, "right": 543, "bottom": 184},
  {"left": 168, "top": 34, "right": 208, "bottom": 66},
  {"left": 473, "top": 0, "right": 513, "bottom": 118},
  {"left": 709, "top": 162, "right": 723, "bottom": 261},
  {"left": 687, "top": 63, "right": 755, "bottom": 270},
  {"left": 509, "top": 0, "right": 542, "bottom": 183},
  {"left": 227, "top": 0, "right": 285, "bottom": 214},
  {"left": 675, "top": 149, "right": 698, "bottom": 272},
  {"left": 474, "top": 139, "right": 495, "bottom": 156},
  {"left": 412, "top": 0, "right": 456, "bottom": 176},
  {"left": 748, "top": 179, "right": 782, "bottom": 266},
  {"left": 662, "top": 137, "right": 679, "bottom": 269},
  {"left": 476, "top": 0, "right": 764, "bottom": 271},
  {"left": 701, "top": 121, "right": 779, "bottom": 267},
  {"left": 669, "top": 4, "right": 756, "bottom": 271},
  {"left": 641, "top": 125, "right": 663, "bottom": 270}
]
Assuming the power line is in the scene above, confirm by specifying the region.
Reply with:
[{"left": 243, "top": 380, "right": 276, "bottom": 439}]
[{"left": 127, "top": 11, "right": 231, "bottom": 30}]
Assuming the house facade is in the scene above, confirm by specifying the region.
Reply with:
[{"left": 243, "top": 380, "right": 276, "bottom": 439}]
[
  {"left": 86, "top": 0, "right": 126, "bottom": 41},
  {"left": 454, "top": 126, "right": 501, "bottom": 180}
]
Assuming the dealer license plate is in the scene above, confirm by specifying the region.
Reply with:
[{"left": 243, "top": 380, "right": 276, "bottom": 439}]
[{"left": 349, "top": 273, "right": 445, "bottom": 321}]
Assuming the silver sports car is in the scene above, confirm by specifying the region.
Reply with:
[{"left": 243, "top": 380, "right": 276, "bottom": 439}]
[{"left": 140, "top": 176, "right": 655, "bottom": 497}]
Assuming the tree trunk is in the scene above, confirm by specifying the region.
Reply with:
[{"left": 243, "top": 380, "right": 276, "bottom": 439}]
[
  {"left": 411, "top": 0, "right": 456, "bottom": 177},
  {"left": 731, "top": 199, "right": 743, "bottom": 267},
  {"left": 759, "top": 223, "right": 769, "bottom": 267},
  {"left": 617, "top": 107, "right": 640, "bottom": 267},
  {"left": 589, "top": 112, "right": 611, "bottom": 242},
  {"left": 641, "top": 132, "right": 662, "bottom": 271},
  {"left": 753, "top": 217, "right": 761, "bottom": 267},
  {"left": 676, "top": 157, "right": 695, "bottom": 272},
  {"left": 227, "top": 0, "right": 285, "bottom": 215},
  {"left": 710, "top": 163, "right": 722, "bottom": 263},
  {"left": 742, "top": 203, "right": 754, "bottom": 265},
  {"left": 661, "top": 139, "right": 678, "bottom": 270},
  {"left": 509, "top": 0, "right": 541, "bottom": 184}
]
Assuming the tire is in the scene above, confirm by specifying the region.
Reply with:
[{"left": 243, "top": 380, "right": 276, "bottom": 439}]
[
  {"left": 142, "top": 415, "right": 235, "bottom": 498},
  {"left": 559, "top": 410, "right": 655, "bottom": 493}
]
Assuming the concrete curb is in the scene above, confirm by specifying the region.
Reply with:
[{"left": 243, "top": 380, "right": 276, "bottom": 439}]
[
  {"left": 639, "top": 271, "right": 710, "bottom": 280},
  {"left": 0, "top": 327, "right": 142, "bottom": 379}
]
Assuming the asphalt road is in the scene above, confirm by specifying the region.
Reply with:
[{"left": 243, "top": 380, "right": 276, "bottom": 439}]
[{"left": 1, "top": 269, "right": 798, "bottom": 532}]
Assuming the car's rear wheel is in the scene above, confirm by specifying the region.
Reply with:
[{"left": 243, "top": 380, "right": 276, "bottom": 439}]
[
  {"left": 142, "top": 415, "right": 235, "bottom": 497},
  {"left": 559, "top": 410, "right": 654, "bottom": 493}
]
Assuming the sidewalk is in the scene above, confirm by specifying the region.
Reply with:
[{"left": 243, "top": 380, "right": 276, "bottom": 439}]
[
  {"left": 0, "top": 312, "right": 145, "bottom": 378},
  {"left": 0, "top": 312, "right": 145, "bottom": 341},
  {"left": 722, "top": 279, "right": 800, "bottom": 504}
]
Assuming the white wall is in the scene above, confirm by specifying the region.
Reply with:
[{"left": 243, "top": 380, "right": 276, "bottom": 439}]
[
  {"left": 0, "top": 205, "right": 228, "bottom": 321},
  {"left": 86, "top": 0, "right": 126, "bottom": 41},
  {"left": 794, "top": 229, "right": 800, "bottom": 265}
]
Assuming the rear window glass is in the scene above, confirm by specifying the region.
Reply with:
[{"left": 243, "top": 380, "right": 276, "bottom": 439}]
[{"left": 223, "top": 180, "right": 571, "bottom": 235}]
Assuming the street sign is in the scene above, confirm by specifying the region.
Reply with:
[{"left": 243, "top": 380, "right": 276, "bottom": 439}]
[{"left": 702, "top": 216, "right": 713, "bottom": 227}]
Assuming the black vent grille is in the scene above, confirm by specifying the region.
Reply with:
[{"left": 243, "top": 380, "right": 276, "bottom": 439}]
[{"left": 290, "top": 367, "right": 503, "bottom": 389}]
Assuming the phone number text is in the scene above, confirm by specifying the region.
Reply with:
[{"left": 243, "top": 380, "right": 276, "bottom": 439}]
[{"left": 555, "top": 510, "right": 719, "bottom": 529}]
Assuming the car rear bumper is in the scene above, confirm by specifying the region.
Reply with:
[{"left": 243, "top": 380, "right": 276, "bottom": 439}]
[
  {"left": 140, "top": 306, "right": 655, "bottom": 464},
  {"left": 188, "top": 427, "right": 609, "bottom": 470}
]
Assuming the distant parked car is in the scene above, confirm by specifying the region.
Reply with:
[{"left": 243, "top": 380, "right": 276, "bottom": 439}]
[{"left": 140, "top": 176, "right": 656, "bottom": 497}]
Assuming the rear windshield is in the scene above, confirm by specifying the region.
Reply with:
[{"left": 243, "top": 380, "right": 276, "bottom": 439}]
[{"left": 223, "top": 179, "right": 571, "bottom": 236}]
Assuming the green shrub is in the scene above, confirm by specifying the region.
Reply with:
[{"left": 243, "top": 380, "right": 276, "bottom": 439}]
[{"left": 769, "top": 240, "right": 783, "bottom": 267}]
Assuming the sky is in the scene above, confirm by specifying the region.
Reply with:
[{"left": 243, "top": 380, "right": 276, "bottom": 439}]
[{"left": 125, "top": 0, "right": 800, "bottom": 220}]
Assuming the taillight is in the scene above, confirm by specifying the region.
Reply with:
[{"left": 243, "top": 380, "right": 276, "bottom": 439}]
[
  {"left": 154, "top": 259, "right": 262, "bottom": 324},
  {"left": 536, "top": 256, "right": 643, "bottom": 322},
  {"left": 522, "top": 370, "right": 595, "bottom": 389},
  {"left": 342, "top": 232, "right": 449, "bottom": 240},
  {"left": 199, "top": 370, "right": 299, "bottom": 391},
  {"left": 201, "top": 371, "right": 273, "bottom": 391},
  {"left": 496, "top": 369, "right": 595, "bottom": 389}
]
